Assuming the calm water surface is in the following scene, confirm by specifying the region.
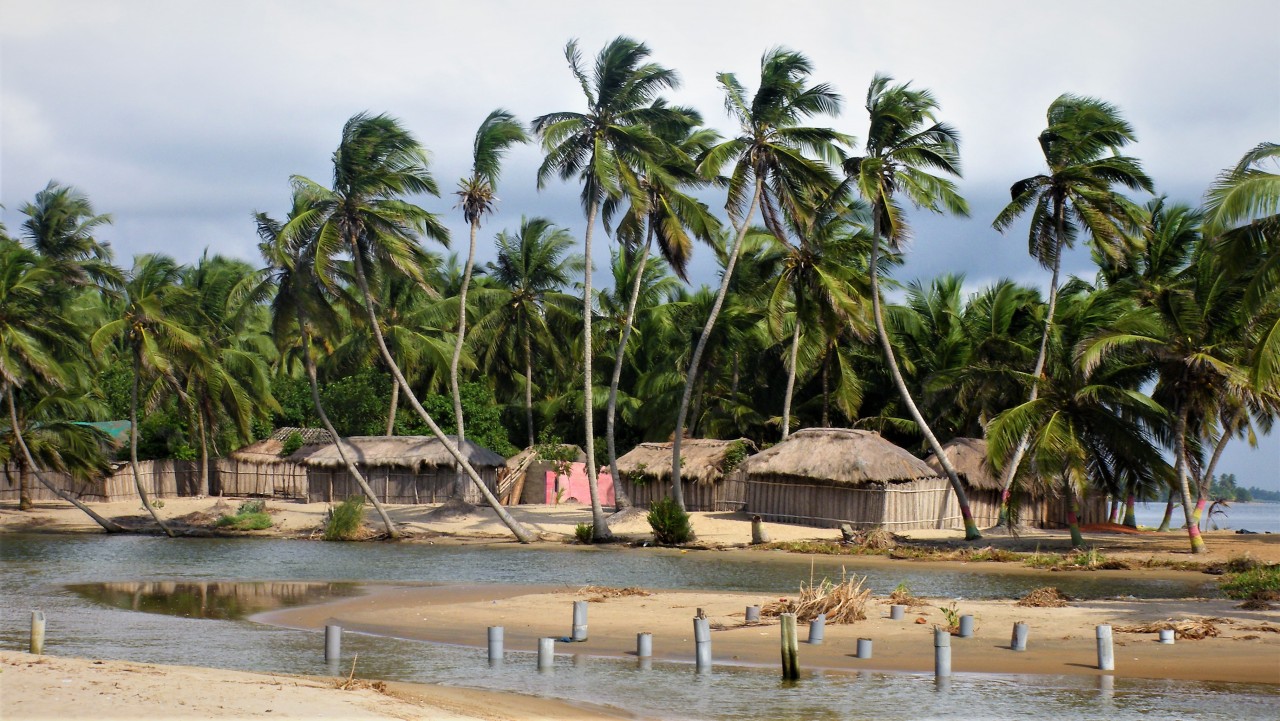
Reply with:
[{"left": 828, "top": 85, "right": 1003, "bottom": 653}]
[
  {"left": 1, "top": 534, "right": 1273, "bottom": 720},
  {"left": 1132, "top": 501, "right": 1280, "bottom": 533}
]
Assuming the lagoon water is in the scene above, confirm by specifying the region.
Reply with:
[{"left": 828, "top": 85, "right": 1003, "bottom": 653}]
[
  {"left": 1, "top": 533, "right": 1274, "bottom": 720},
  {"left": 1131, "top": 501, "right": 1280, "bottom": 533}
]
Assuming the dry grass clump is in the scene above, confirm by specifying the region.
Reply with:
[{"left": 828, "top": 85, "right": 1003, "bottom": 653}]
[
  {"left": 762, "top": 575, "right": 871, "bottom": 623},
  {"left": 860, "top": 527, "right": 898, "bottom": 550},
  {"left": 1237, "top": 599, "right": 1277, "bottom": 611},
  {"left": 887, "top": 583, "right": 928, "bottom": 608},
  {"left": 577, "top": 585, "right": 652, "bottom": 602},
  {"left": 1239, "top": 624, "right": 1279, "bottom": 633},
  {"left": 1114, "top": 617, "right": 1227, "bottom": 640},
  {"left": 1016, "top": 587, "right": 1072, "bottom": 608}
]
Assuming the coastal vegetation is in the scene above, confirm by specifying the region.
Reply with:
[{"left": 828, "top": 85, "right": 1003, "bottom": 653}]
[{"left": 0, "top": 38, "right": 1275, "bottom": 554}]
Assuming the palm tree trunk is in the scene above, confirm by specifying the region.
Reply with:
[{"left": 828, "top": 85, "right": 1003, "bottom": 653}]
[
  {"left": 524, "top": 333, "right": 535, "bottom": 448},
  {"left": 1108, "top": 497, "right": 1119, "bottom": 524},
  {"left": 1173, "top": 405, "right": 1206, "bottom": 553},
  {"left": 5, "top": 385, "right": 123, "bottom": 532},
  {"left": 385, "top": 379, "right": 399, "bottom": 436},
  {"left": 869, "top": 222, "right": 981, "bottom": 540},
  {"left": 579, "top": 197, "right": 613, "bottom": 540},
  {"left": 781, "top": 312, "right": 802, "bottom": 440},
  {"left": 606, "top": 231, "right": 652, "bottom": 512},
  {"left": 298, "top": 322, "right": 399, "bottom": 538},
  {"left": 1123, "top": 491, "right": 1137, "bottom": 529},
  {"left": 672, "top": 176, "right": 764, "bottom": 511},
  {"left": 130, "top": 354, "right": 175, "bottom": 537},
  {"left": 1065, "top": 478, "right": 1084, "bottom": 548},
  {"left": 348, "top": 243, "right": 536, "bottom": 543},
  {"left": 196, "top": 409, "right": 210, "bottom": 497},
  {"left": 1197, "top": 429, "right": 1232, "bottom": 523},
  {"left": 1157, "top": 488, "right": 1176, "bottom": 532},
  {"left": 822, "top": 351, "right": 830, "bottom": 428},
  {"left": 448, "top": 219, "right": 481, "bottom": 503},
  {"left": 997, "top": 211, "right": 1064, "bottom": 526},
  {"left": 18, "top": 460, "right": 31, "bottom": 511}
]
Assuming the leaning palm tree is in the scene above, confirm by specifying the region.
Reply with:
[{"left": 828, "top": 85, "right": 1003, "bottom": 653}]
[
  {"left": 91, "top": 254, "right": 202, "bottom": 537},
  {"left": 450, "top": 110, "right": 529, "bottom": 464},
  {"left": 603, "top": 117, "right": 720, "bottom": 508},
  {"left": 842, "top": 74, "right": 981, "bottom": 539},
  {"left": 287, "top": 112, "right": 536, "bottom": 543},
  {"left": 0, "top": 239, "right": 122, "bottom": 532},
  {"left": 670, "top": 47, "right": 846, "bottom": 510},
  {"left": 534, "top": 36, "right": 684, "bottom": 539},
  {"left": 18, "top": 180, "right": 122, "bottom": 294},
  {"left": 991, "top": 95, "right": 1153, "bottom": 524}
]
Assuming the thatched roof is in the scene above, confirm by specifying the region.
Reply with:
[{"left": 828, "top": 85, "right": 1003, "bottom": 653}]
[
  {"left": 924, "top": 437, "right": 1001, "bottom": 491},
  {"left": 741, "top": 428, "right": 940, "bottom": 486},
  {"left": 300, "top": 435, "right": 505, "bottom": 471},
  {"left": 924, "top": 437, "right": 1050, "bottom": 495},
  {"left": 615, "top": 438, "right": 757, "bottom": 485},
  {"left": 229, "top": 427, "right": 333, "bottom": 465}
]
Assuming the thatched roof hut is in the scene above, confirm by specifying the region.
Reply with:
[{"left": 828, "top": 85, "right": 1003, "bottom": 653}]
[
  {"left": 611, "top": 438, "right": 756, "bottom": 512},
  {"left": 924, "top": 437, "right": 999, "bottom": 491},
  {"left": 616, "top": 438, "right": 757, "bottom": 485},
  {"left": 300, "top": 435, "right": 505, "bottom": 471},
  {"left": 229, "top": 427, "right": 333, "bottom": 466},
  {"left": 742, "top": 428, "right": 937, "bottom": 486}
]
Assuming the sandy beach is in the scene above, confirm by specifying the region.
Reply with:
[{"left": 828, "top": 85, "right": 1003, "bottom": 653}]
[{"left": 3, "top": 497, "right": 1278, "bottom": 719}]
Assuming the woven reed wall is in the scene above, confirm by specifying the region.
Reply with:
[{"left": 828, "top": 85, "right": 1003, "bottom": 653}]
[
  {"left": 305, "top": 466, "right": 496, "bottom": 504},
  {"left": 617, "top": 469, "right": 747, "bottom": 512}
]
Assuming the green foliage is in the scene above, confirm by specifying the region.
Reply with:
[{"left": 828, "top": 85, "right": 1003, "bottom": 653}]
[
  {"left": 647, "top": 497, "right": 692, "bottom": 545},
  {"left": 321, "top": 370, "right": 390, "bottom": 437},
  {"left": 172, "top": 444, "right": 197, "bottom": 461},
  {"left": 324, "top": 496, "right": 367, "bottom": 541},
  {"left": 939, "top": 601, "right": 961, "bottom": 631},
  {"left": 215, "top": 500, "right": 272, "bottom": 531},
  {"left": 280, "top": 431, "right": 304, "bottom": 456},
  {"left": 271, "top": 375, "right": 316, "bottom": 429},
  {"left": 1220, "top": 565, "right": 1280, "bottom": 601},
  {"left": 574, "top": 522, "right": 593, "bottom": 544},
  {"left": 402, "top": 382, "right": 518, "bottom": 456},
  {"left": 720, "top": 440, "right": 749, "bottom": 474}
]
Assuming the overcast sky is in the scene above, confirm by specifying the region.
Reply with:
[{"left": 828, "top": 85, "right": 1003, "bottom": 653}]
[{"left": 2, "top": 0, "right": 1277, "bottom": 489}]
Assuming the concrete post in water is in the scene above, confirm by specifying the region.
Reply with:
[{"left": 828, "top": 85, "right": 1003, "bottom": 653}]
[
  {"left": 958, "top": 615, "right": 974, "bottom": 638},
  {"left": 745, "top": 605, "right": 761, "bottom": 623},
  {"left": 487, "top": 626, "right": 504, "bottom": 664},
  {"left": 324, "top": 624, "right": 341, "bottom": 663},
  {"left": 693, "top": 617, "right": 712, "bottom": 673},
  {"left": 30, "top": 611, "right": 45, "bottom": 655},
  {"left": 780, "top": 613, "right": 799, "bottom": 681},
  {"left": 889, "top": 604, "right": 905, "bottom": 621},
  {"left": 537, "top": 637, "right": 555, "bottom": 672},
  {"left": 934, "top": 627, "right": 952, "bottom": 678},
  {"left": 856, "top": 638, "right": 872, "bottom": 659},
  {"left": 1158, "top": 629, "right": 1175, "bottom": 644},
  {"left": 808, "top": 613, "right": 826, "bottom": 644},
  {"left": 572, "top": 600, "right": 588, "bottom": 642},
  {"left": 636, "top": 632, "right": 653, "bottom": 658},
  {"left": 1011, "top": 622, "right": 1028, "bottom": 651},
  {"left": 1096, "top": 624, "right": 1114, "bottom": 671}
]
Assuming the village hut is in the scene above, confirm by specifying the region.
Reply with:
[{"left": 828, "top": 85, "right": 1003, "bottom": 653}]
[
  {"left": 216, "top": 427, "right": 332, "bottom": 498},
  {"left": 300, "top": 435, "right": 505, "bottom": 504},
  {"left": 742, "top": 428, "right": 973, "bottom": 530},
  {"left": 499, "top": 445, "right": 587, "bottom": 504},
  {"left": 614, "top": 438, "right": 756, "bottom": 512},
  {"left": 923, "top": 437, "right": 1106, "bottom": 529}
]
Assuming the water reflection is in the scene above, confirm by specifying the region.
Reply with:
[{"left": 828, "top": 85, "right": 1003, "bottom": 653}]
[{"left": 68, "top": 581, "right": 360, "bottom": 620}]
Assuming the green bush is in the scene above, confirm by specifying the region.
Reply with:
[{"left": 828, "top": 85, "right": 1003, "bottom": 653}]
[
  {"left": 238, "top": 499, "right": 266, "bottom": 515},
  {"left": 215, "top": 500, "right": 272, "bottom": 531},
  {"left": 574, "top": 523, "right": 593, "bottom": 544},
  {"left": 1221, "top": 565, "right": 1280, "bottom": 600},
  {"left": 280, "top": 431, "right": 304, "bottom": 456},
  {"left": 721, "top": 440, "right": 749, "bottom": 474},
  {"left": 647, "top": 497, "right": 692, "bottom": 545},
  {"left": 324, "top": 496, "right": 367, "bottom": 541}
]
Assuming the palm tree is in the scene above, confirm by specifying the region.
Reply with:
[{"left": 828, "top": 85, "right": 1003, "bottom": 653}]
[
  {"left": 670, "top": 47, "right": 846, "bottom": 510},
  {"left": 0, "top": 238, "right": 122, "bottom": 531},
  {"left": 91, "top": 254, "right": 202, "bottom": 537},
  {"left": 287, "top": 113, "right": 535, "bottom": 542},
  {"left": 255, "top": 208, "right": 402, "bottom": 537},
  {"left": 842, "top": 74, "right": 980, "bottom": 539},
  {"left": 533, "top": 36, "right": 683, "bottom": 538},
  {"left": 472, "top": 218, "right": 580, "bottom": 447},
  {"left": 18, "top": 180, "right": 122, "bottom": 294},
  {"left": 450, "top": 110, "right": 529, "bottom": 464},
  {"left": 603, "top": 117, "right": 720, "bottom": 508},
  {"left": 991, "top": 95, "right": 1153, "bottom": 524}
]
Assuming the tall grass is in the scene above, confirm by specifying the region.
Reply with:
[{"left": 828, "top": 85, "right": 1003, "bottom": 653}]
[{"left": 324, "top": 496, "right": 367, "bottom": 541}]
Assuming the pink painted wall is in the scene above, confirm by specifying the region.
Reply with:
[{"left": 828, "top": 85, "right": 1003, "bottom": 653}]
[{"left": 544, "top": 462, "right": 614, "bottom": 506}]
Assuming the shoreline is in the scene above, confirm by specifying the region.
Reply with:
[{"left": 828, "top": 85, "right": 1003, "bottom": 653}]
[{"left": 257, "top": 583, "right": 1280, "bottom": 686}]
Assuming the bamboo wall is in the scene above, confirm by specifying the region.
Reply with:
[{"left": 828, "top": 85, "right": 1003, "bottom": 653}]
[
  {"left": 618, "top": 470, "right": 747, "bottom": 512},
  {"left": 304, "top": 466, "right": 496, "bottom": 504},
  {"left": 213, "top": 460, "right": 308, "bottom": 498}
]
